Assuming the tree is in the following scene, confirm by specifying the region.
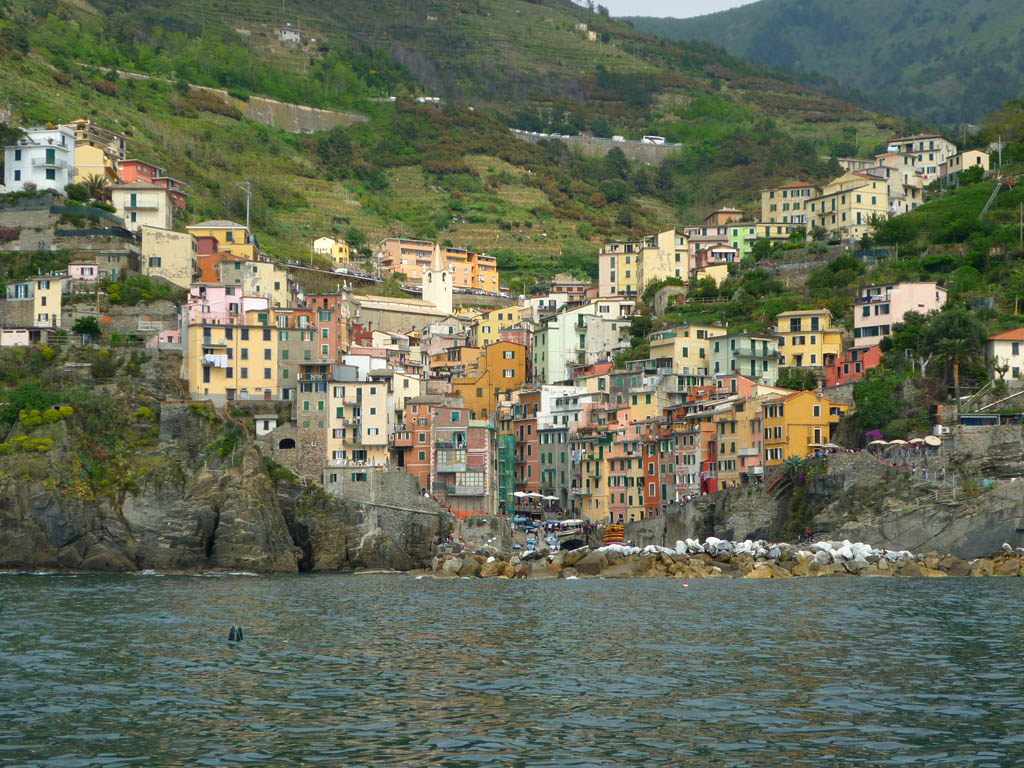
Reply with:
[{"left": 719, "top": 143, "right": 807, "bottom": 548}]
[
  {"left": 82, "top": 174, "right": 111, "bottom": 202},
  {"left": 0, "top": 383, "right": 59, "bottom": 426},
  {"left": 938, "top": 337, "right": 978, "bottom": 404},
  {"left": 72, "top": 316, "right": 102, "bottom": 341},
  {"left": 345, "top": 226, "right": 366, "bottom": 253},
  {"left": 852, "top": 370, "right": 904, "bottom": 432},
  {"left": 628, "top": 315, "right": 652, "bottom": 339},
  {"left": 316, "top": 126, "right": 354, "bottom": 179}
]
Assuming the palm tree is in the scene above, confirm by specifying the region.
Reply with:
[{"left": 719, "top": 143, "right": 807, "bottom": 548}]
[
  {"left": 83, "top": 173, "right": 111, "bottom": 202},
  {"left": 938, "top": 337, "right": 978, "bottom": 404}
]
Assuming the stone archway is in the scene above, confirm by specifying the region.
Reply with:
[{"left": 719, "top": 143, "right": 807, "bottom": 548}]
[{"left": 278, "top": 437, "right": 296, "bottom": 450}]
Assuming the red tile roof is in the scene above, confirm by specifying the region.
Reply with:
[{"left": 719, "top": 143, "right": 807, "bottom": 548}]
[{"left": 988, "top": 328, "right": 1024, "bottom": 341}]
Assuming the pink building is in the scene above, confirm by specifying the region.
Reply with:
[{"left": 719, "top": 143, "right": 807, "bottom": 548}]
[
  {"left": 853, "top": 282, "right": 946, "bottom": 348},
  {"left": 68, "top": 262, "right": 99, "bottom": 281},
  {"left": 184, "top": 284, "right": 269, "bottom": 325}
]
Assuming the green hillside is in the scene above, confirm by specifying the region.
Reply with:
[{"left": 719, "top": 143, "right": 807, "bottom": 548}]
[
  {"left": 1, "top": 0, "right": 901, "bottom": 283},
  {"left": 626, "top": 0, "right": 1024, "bottom": 126}
]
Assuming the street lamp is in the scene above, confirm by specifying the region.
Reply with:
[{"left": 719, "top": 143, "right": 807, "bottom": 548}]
[{"left": 235, "top": 181, "right": 251, "bottom": 232}]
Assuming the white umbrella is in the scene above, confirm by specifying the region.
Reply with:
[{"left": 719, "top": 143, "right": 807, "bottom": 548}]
[
  {"left": 909, "top": 437, "right": 925, "bottom": 444},
  {"left": 513, "top": 491, "right": 527, "bottom": 498},
  {"left": 543, "top": 495, "right": 559, "bottom": 501},
  {"left": 869, "top": 440, "right": 887, "bottom": 445},
  {"left": 526, "top": 492, "right": 544, "bottom": 498},
  {"left": 924, "top": 435, "right": 941, "bottom": 447},
  {"left": 889, "top": 439, "right": 908, "bottom": 445}
]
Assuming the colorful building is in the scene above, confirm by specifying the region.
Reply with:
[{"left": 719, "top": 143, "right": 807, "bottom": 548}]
[
  {"left": 763, "top": 390, "right": 849, "bottom": 467},
  {"left": 186, "top": 221, "right": 257, "bottom": 260},
  {"left": 853, "top": 282, "right": 946, "bottom": 348},
  {"left": 986, "top": 329, "right": 1024, "bottom": 381},
  {"left": 775, "top": 309, "right": 843, "bottom": 369},
  {"left": 760, "top": 182, "right": 820, "bottom": 225},
  {"left": 825, "top": 345, "right": 882, "bottom": 387}
]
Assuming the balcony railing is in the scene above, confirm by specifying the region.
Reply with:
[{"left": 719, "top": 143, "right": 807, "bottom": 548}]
[
  {"left": 436, "top": 461, "right": 467, "bottom": 474},
  {"left": 447, "top": 485, "right": 485, "bottom": 496},
  {"left": 31, "top": 158, "right": 69, "bottom": 169}
]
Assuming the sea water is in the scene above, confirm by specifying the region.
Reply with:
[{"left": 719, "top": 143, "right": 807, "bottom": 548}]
[{"left": 1, "top": 573, "right": 1022, "bottom": 767}]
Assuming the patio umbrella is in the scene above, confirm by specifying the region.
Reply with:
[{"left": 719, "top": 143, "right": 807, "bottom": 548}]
[
  {"left": 869, "top": 440, "right": 888, "bottom": 445},
  {"left": 543, "top": 495, "right": 559, "bottom": 501},
  {"left": 909, "top": 438, "right": 925, "bottom": 444},
  {"left": 924, "top": 435, "right": 941, "bottom": 447},
  {"left": 889, "top": 439, "right": 908, "bottom": 445},
  {"left": 513, "top": 492, "right": 527, "bottom": 498}
]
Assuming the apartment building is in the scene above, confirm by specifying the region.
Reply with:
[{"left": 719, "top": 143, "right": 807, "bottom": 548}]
[
  {"left": 760, "top": 182, "right": 821, "bottom": 225},
  {"left": 853, "top": 282, "right": 946, "bottom": 348},
  {"left": 3, "top": 125, "right": 76, "bottom": 193},
  {"left": 140, "top": 226, "right": 197, "bottom": 289},
  {"left": 312, "top": 236, "right": 350, "bottom": 266},
  {"left": 775, "top": 309, "right": 843, "bottom": 368},
  {"left": 111, "top": 183, "right": 174, "bottom": 233},
  {"left": 709, "top": 331, "right": 781, "bottom": 385},
  {"left": 806, "top": 172, "right": 889, "bottom": 241},
  {"left": 377, "top": 237, "right": 499, "bottom": 293},
  {"left": 763, "top": 391, "right": 849, "bottom": 468}
]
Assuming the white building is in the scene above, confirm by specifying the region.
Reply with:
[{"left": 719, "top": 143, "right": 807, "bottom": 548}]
[
  {"left": 986, "top": 329, "right": 1024, "bottom": 381},
  {"left": 279, "top": 27, "right": 300, "bottom": 43},
  {"left": 3, "top": 126, "right": 76, "bottom": 193},
  {"left": 111, "top": 182, "right": 173, "bottom": 233}
]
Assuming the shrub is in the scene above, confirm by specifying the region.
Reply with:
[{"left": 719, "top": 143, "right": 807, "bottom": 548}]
[
  {"left": 39, "top": 346, "right": 56, "bottom": 361},
  {"left": 58, "top": 406, "right": 73, "bottom": 418},
  {"left": 134, "top": 407, "right": 154, "bottom": 421}
]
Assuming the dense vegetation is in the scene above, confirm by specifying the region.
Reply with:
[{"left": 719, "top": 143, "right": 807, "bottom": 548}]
[{"left": 626, "top": 0, "right": 1024, "bottom": 125}]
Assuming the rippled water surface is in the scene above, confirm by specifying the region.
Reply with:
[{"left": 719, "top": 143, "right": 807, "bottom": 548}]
[{"left": 2, "top": 574, "right": 1023, "bottom": 767}]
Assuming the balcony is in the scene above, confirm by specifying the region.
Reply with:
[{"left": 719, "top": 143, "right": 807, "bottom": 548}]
[
  {"left": 343, "top": 417, "right": 360, "bottom": 426},
  {"left": 31, "top": 158, "right": 69, "bottom": 169},
  {"left": 447, "top": 485, "right": 485, "bottom": 496},
  {"left": 297, "top": 373, "right": 329, "bottom": 381},
  {"left": 201, "top": 353, "right": 229, "bottom": 368},
  {"left": 738, "top": 447, "right": 760, "bottom": 457}
]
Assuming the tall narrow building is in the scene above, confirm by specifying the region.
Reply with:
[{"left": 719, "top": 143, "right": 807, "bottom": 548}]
[{"left": 423, "top": 243, "right": 453, "bottom": 315}]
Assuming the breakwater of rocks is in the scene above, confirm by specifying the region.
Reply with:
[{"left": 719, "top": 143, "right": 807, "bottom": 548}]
[{"left": 425, "top": 538, "right": 1024, "bottom": 579}]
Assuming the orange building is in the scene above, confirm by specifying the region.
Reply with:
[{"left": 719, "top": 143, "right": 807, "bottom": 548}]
[
  {"left": 451, "top": 341, "right": 529, "bottom": 419},
  {"left": 377, "top": 238, "right": 500, "bottom": 293}
]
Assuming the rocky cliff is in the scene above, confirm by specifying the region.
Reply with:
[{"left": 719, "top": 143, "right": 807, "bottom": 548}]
[
  {"left": 628, "top": 449, "right": 1024, "bottom": 559},
  {"left": 0, "top": 402, "right": 452, "bottom": 573}
]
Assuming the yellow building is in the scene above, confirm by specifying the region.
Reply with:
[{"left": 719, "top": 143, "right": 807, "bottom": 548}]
[
  {"left": 325, "top": 378, "right": 392, "bottom": 465},
  {"left": 186, "top": 220, "right": 257, "bottom": 259},
  {"left": 763, "top": 390, "right": 849, "bottom": 467},
  {"left": 241, "top": 260, "right": 291, "bottom": 308},
  {"left": 775, "top": 309, "right": 843, "bottom": 368},
  {"left": 470, "top": 305, "right": 522, "bottom": 347},
  {"left": 452, "top": 341, "right": 529, "bottom": 419},
  {"left": 648, "top": 324, "right": 727, "bottom": 377},
  {"left": 312, "top": 237, "right": 351, "bottom": 266},
  {"left": 713, "top": 396, "right": 765, "bottom": 488},
  {"left": 694, "top": 263, "right": 730, "bottom": 287},
  {"left": 760, "top": 182, "right": 821, "bottom": 225},
  {"left": 598, "top": 241, "right": 640, "bottom": 298},
  {"left": 62, "top": 119, "right": 126, "bottom": 184},
  {"left": 806, "top": 172, "right": 889, "bottom": 241},
  {"left": 186, "top": 308, "right": 279, "bottom": 403},
  {"left": 141, "top": 226, "right": 197, "bottom": 289},
  {"left": 639, "top": 228, "right": 690, "bottom": 287},
  {"left": 4, "top": 275, "right": 66, "bottom": 330}
]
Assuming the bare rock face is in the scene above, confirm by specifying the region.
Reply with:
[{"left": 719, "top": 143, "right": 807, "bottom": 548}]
[{"left": 206, "top": 450, "right": 300, "bottom": 573}]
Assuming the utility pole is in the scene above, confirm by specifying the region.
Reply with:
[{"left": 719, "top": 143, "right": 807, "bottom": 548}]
[{"left": 235, "top": 181, "right": 251, "bottom": 232}]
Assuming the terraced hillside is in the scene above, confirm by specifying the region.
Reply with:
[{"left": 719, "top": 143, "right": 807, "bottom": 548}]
[{"left": 0, "top": 0, "right": 904, "bottom": 282}]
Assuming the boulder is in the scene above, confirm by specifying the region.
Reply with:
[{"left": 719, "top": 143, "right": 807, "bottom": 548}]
[
  {"left": 602, "top": 556, "right": 649, "bottom": 578},
  {"left": 458, "top": 558, "right": 481, "bottom": 578},
  {"left": 574, "top": 550, "right": 609, "bottom": 576},
  {"left": 939, "top": 556, "right": 970, "bottom": 577},
  {"left": 479, "top": 559, "right": 506, "bottom": 578},
  {"left": 896, "top": 562, "right": 925, "bottom": 578},
  {"left": 995, "top": 558, "right": 1021, "bottom": 577},
  {"left": 970, "top": 558, "right": 995, "bottom": 577},
  {"left": 791, "top": 554, "right": 814, "bottom": 578},
  {"left": 528, "top": 561, "right": 560, "bottom": 579},
  {"left": 562, "top": 546, "right": 590, "bottom": 567},
  {"left": 745, "top": 565, "right": 773, "bottom": 579}
]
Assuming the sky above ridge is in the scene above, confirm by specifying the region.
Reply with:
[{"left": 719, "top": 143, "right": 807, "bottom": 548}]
[{"left": 601, "top": 0, "right": 757, "bottom": 18}]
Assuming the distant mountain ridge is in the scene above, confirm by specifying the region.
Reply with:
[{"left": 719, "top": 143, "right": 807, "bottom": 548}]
[{"left": 626, "top": 0, "right": 1024, "bottom": 125}]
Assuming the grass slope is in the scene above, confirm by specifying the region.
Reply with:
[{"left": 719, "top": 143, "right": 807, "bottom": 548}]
[{"left": 626, "top": 0, "right": 1024, "bottom": 125}]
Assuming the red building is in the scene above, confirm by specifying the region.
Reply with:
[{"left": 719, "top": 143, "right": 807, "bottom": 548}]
[
  {"left": 303, "top": 294, "right": 350, "bottom": 361},
  {"left": 119, "top": 159, "right": 187, "bottom": 210},
  {"left": 513, "top": 390, "right": 541, "bottom": 493},
  {"left": 393, "top": 394, "right": 494, "bottom": 518},
  {"left": 825, "top": 345, "right": 882, "bottom": 387}
]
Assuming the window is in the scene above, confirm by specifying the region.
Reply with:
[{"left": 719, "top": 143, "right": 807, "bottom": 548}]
[
  {"left": 503, "top": 350, "right": 515, "bottom": 359},
  {"left": 241, "top": 329, "right": 249, "bottom": 341},
  {"left": 503, "top": 369, "right": 515, "bottom": 378},
  {"left": 148, "top": 257, "right": 162, "bottom": 268},
  {"left": 264, "top": 368, "right": 271, "bottom": 379},
  {"left": 813, "top": 405, "right": 821, "bottom": 418},
  {"left": 13, "top": 170, "right": 20, "bottom": 181}
]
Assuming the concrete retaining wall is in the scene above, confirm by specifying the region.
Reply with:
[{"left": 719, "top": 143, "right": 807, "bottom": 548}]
[{"left": 511, "top": 132, "right": 683, "bottom": 164}]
